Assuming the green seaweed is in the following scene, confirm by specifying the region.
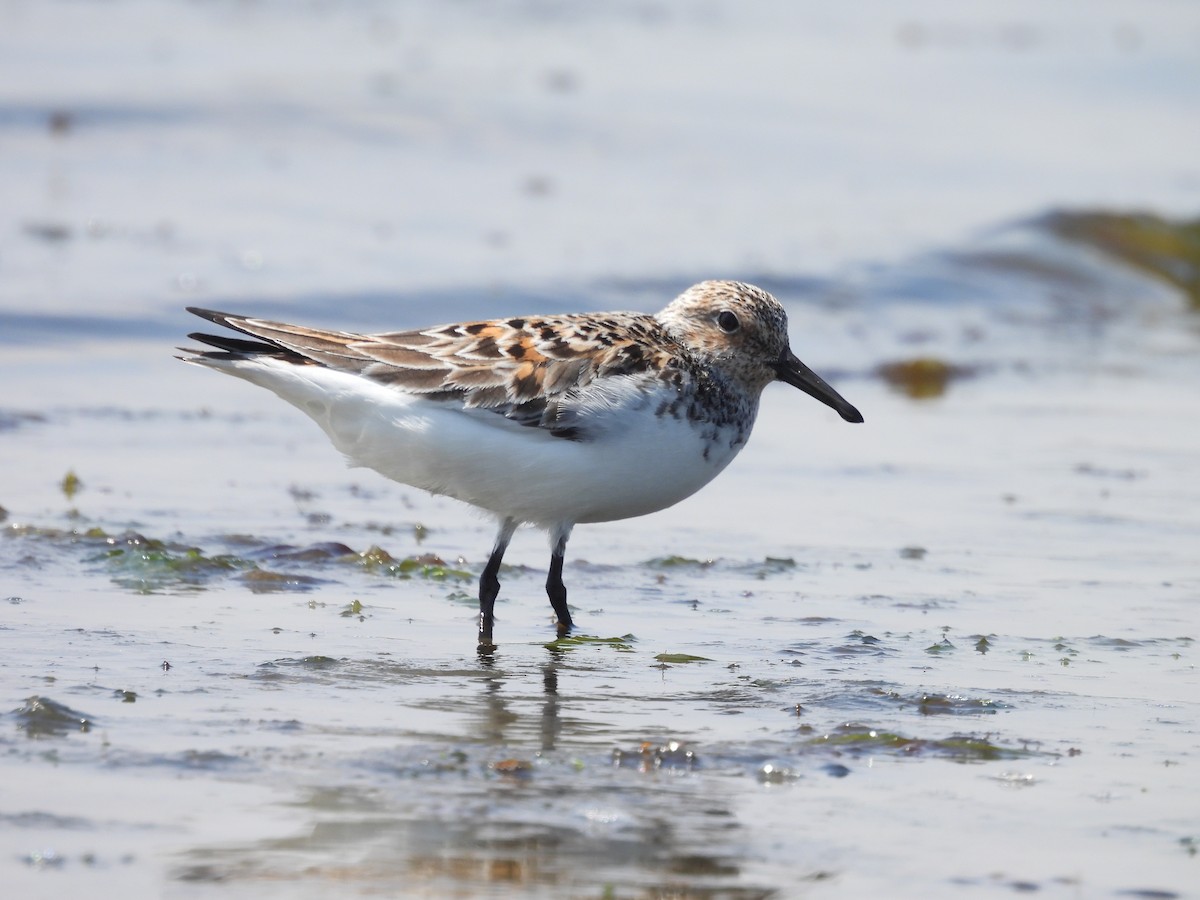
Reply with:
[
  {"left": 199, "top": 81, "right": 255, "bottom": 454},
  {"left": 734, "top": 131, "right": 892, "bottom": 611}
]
[
  {"left": 545, "top": 634, "right": 636, "bottom": 652},
  {"left": 60, "top": 470, "right": 82, "bottom": 500},
  {"left": 1045, "top": 209, "right": 1200, "bottom": 308},
  {"left": 741, "top": 556, "right": 798, "bottom": 578},
  {"left": 6, "top": 519, "right": 480, "bottom": 594},
  {"left": 6, "top": 522, "right": 108, "bottom": 542},
  {"left": 8, "top": 522, "right": 257, "bottom": 591},
  {"left": 100, "top": 541, "right": 250, "bottom": 593},
  {"left": 353, "top": 546, "right": 472, "bottom": 581},
  {"left": 642, "top": 555, "right": 714, "bottom": 570},
  {"left": 877, "top": 358, "right": 974, "bottom": 400},
  {"left": 806, "top": 725, "right": 1035, "bottom": 762},
  {"left": 654, "top": 652, "right": 713, "bottom": 664}
]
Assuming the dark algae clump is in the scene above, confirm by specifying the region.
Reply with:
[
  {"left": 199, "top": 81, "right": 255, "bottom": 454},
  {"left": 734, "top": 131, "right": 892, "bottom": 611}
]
[{"left": 13, "top": 696, "right": 95, "bottom": 738}]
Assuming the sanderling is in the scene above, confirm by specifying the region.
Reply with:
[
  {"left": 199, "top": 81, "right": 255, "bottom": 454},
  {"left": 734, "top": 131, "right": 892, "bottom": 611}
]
[{"left": 181, "top": 280, "right": 863, "bottom": 648}]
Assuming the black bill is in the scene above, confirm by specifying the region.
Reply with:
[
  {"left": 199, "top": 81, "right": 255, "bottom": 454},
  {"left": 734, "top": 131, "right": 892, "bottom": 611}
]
[{"left": 773, "top": 350, "right": 864, "bottom": 423}]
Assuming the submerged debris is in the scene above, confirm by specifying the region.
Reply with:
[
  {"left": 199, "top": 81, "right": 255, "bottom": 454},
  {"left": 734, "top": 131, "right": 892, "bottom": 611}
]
[
  {"left": 612, "top": 740, "right": 697, "bottom": 772},
  {"left": 489, "top": 758, "right": 535, "bottom": 779},
  {"left": 757, "top": 761, "right": 800, "bottom": 784}
]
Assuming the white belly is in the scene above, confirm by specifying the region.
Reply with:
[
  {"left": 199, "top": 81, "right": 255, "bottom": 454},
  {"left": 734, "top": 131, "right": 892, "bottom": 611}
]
[{"left": 206, "top": 358, "right": 752, "bottom": 527}]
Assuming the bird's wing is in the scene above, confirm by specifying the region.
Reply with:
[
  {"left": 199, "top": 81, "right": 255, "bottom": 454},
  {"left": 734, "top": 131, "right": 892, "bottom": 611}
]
[{"left": 185, "top": 308, "right": 684, "bottom": 440}]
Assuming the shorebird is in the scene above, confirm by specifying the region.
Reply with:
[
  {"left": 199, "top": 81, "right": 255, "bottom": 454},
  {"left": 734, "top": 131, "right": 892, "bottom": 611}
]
[{"left": 181, "top": 280, "right": 862, "bottom": 648}]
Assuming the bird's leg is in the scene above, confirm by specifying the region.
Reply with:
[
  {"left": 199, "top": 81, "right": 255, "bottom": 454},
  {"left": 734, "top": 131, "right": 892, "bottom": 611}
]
[
  {"left": 546, "top": 525, "right": 574, "bottom": 635},
  {"left": 478, "top": 517, "right": 517, "bottom": 652}
]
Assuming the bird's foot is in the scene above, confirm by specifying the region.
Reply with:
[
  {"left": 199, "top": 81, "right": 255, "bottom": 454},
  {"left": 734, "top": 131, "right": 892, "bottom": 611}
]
[{"left": 477, "top": 605, "right": 498, "bottom": 655}]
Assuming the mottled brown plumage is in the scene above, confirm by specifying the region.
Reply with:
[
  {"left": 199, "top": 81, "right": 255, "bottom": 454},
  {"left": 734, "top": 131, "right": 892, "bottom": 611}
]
[
  {"left": 189, "top": 303, "right": 724, "bottom": 440},
  {"left": 182, "top": 280, "right": 863, "bottom": 648}
]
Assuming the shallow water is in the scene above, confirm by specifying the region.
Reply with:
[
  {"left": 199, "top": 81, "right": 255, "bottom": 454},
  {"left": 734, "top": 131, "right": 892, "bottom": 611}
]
[{"left": 3, "top": 2, "right": 1200, "bottom": 898}]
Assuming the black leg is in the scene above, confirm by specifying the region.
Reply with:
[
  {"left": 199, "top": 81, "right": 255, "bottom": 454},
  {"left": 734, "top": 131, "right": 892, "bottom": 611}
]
[
  {"left": 478, "top": 518, "right": 516, "bottom": 651},
  {"left": 546, "top": 528, "right": 574, "bottom": 634}
]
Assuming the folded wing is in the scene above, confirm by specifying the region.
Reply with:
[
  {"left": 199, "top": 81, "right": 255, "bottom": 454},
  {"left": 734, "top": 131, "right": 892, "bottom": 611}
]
[{"left": 184, "top": 308, "right": 678, "bottom": 440}]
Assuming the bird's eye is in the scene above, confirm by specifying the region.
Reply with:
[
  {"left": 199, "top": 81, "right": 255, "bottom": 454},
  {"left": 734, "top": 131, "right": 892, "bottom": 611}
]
[{"left": 716, "top": 310, "right": 740, "bottom": 333}]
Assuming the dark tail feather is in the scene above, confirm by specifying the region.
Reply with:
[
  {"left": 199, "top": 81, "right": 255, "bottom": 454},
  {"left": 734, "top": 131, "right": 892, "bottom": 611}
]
[
  {"left": 183, "top": 306, "right": 352, "bottom": 368},
  {"left": 186, "top": 307, "right": 257, "bottom": 334},
  {"left": 186, "top": 331, "right": 280, "bottom": 355},
  {"left": 183, "top": 308, "right": 310, "bottom": 364}
]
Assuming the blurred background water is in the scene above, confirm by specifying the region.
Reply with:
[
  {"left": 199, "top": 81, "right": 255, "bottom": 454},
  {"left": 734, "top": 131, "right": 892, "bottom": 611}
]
[{"left": 3, "top": 0, "right": 1198, "bottom": 326}]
